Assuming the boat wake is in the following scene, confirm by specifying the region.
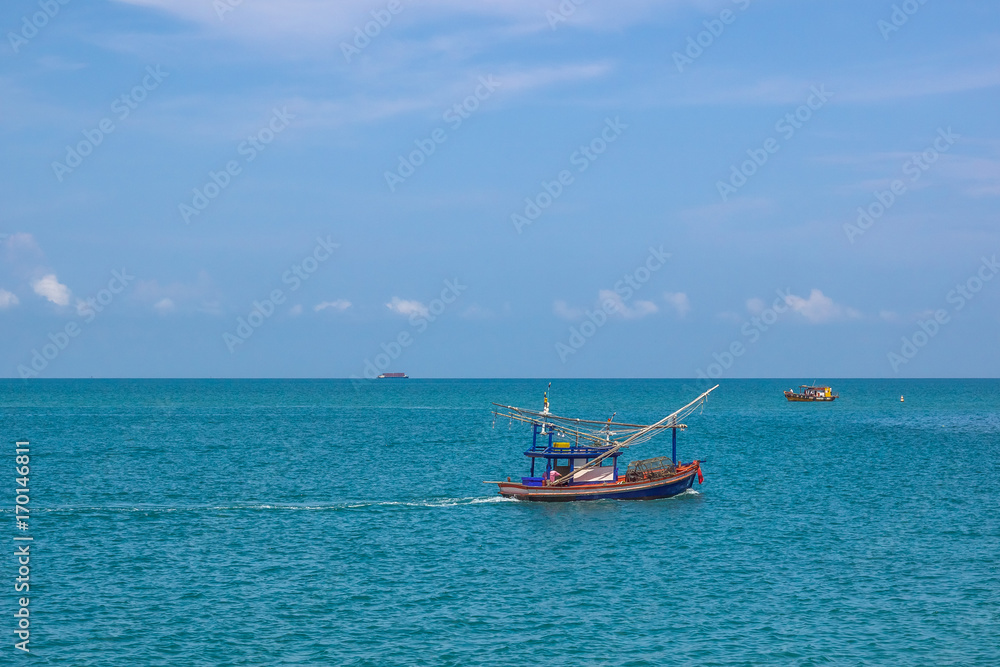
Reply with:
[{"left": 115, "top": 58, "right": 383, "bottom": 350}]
[
  {"left": 18, "top": 490, "right": 704, "bottom": 515},
  {"left": 24, "top": 496, "right": 518, "bottom": 514},
  {"left": 346, "top": 496, "right": 518, "bottom": 509}
]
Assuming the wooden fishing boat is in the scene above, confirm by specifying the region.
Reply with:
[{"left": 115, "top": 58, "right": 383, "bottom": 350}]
[
  {"left": 784, "top": 385, "right": 837, "bottom": 402},
  {"left": 485, "top": 385, "right": 717, "bottom": 502}
]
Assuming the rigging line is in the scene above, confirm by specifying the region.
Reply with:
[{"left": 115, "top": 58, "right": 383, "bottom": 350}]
[
  {"left": 548, "top": 384, "right": 719, "bottom": 486},
  {"left": 492, "top": 411, "right": 634, "bottom": 445},
  {"left": 490, "top": 404, "right": 682, "bottom": 430},
  {"left": 494, "top": 412, "right": 681, "bottom": 431}
]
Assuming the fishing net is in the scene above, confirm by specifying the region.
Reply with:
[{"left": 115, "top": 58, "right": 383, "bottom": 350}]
[{"left": 624, "top": 457, "right": 677, "bottom": 482}]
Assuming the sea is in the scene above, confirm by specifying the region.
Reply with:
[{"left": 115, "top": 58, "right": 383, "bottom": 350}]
[{"left": 2, "top": 379, "right": 998, "bottom": 665}]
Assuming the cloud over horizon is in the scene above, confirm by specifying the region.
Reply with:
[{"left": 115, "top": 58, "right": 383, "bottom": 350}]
[
  {"left": 0, "top": 289, "right": 19, "bottom": 309},
  {"left": 783, "top": 289, "right": 862, "bottom": 324},
  {"left": 315, "top": 299, "right": 352, "bottom": 312},
  {"left": 31, "top": 274, "right": 71, "bottom": 307},
  {"left": 386, "top": 297, "right": 428, "bottom": 318}
]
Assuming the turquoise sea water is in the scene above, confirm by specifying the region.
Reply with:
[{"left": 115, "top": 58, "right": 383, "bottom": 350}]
[{"left": 2, "top": 379, "right": 999, "bottom": 665}]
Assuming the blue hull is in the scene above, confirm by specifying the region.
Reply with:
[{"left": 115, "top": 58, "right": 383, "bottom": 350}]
[{"left": 496, "top": 468, "right": 698, "bottom": 502}]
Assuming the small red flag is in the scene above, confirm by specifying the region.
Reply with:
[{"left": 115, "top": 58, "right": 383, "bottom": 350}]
[{"left": 697, "top": 464, "right": 704, "bottom": 484}]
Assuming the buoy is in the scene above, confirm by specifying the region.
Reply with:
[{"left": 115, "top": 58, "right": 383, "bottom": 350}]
[{"left": 900, "top": 396, "right": 904, "bottom": 402}]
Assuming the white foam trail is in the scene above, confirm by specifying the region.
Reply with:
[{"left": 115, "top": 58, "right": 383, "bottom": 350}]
[
  {"left": 27, "top": 496, "right": 516, "bottom": 513},
  {"left": 17, "top": 489, "right": 702, "bottom": 514}
]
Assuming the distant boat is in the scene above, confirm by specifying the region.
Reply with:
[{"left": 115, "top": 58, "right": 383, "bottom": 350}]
[
  {"left": 485, "top": 384, "right": 717, "bottom": 502},
  {"left": 784, "top": 385, "right": 838, "bottom": 402},
  {"left": 377, "top": 372, "right": 408, "bottom": 379}
]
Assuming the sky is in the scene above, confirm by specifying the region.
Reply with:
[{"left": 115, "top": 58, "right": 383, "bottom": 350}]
[{"left": 1, "top": 0, "right": 998, "bottom": 379}]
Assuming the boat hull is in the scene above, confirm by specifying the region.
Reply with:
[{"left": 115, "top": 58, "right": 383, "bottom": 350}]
[
  {"left": 495, "top": 466, "right": 698, "bottom": 502},
  {"left": 784, "top": 393, "right": 837, "bottom": 402}
]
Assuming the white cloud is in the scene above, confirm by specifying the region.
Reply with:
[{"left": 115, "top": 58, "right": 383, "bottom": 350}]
[
  {"left": 386, "top": 297, "right": 427, "bottom": 318},
  {"left": 112, "top": 0, "right": 695, "bottom": 41},
  {"left": 154, "top": 298, "right": 175, "bottom": 314},
  {"left": 783, "top": 289, "right": 861, "bottom": 324},
  {"left": 557, "top": 291, "right": 659, "bottom": 321},
  {"left": 598, "top": 289, "right": 658, "bottom": 320},
  {"left": 289, "top": 304, "right": 303, "bottom": 316},
  {"left": 276, "top": 61, "right": 613, "bottom": 133},
  {"left": 31, "top": 274, "right": 71, "bottom": 306},
  {"left": 668, "top": 61, "right": 1000, "bottom": 108},
  {"left": 746, "top": 298, "right": 765, "bottom": 315},
  {"left": 879, "top": 310, "right": 899, "bottom": 322},
  {"left": 315, "top": 299, "right": 352, "bottom": 312},
  {"left": 0, "top": 289, "right": 19, "bottom": 309},
  {"left": 133, "top": 272, "right": 221, "bottom": 315},
  {"left": 553, "top": 300, "right": 582, "bottom": 321},
  {"left": 3, "top": 232, "right": 38, "bottom": 252},
  {"left": 937, "top": 154, "right": 1000, "bottom": 198},
  {"left": 2, "top": 233, "right": 44, "bottom": 269},
  {"left": 499, "top": 63, "right": 613, "bottom": 94},
  {"left": 663, "top": 292, "right": 690, "bottom": 317}
]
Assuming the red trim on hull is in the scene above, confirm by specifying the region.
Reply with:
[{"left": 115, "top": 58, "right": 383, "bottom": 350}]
[{"left": 495, "top": 465, "right": 699, "bottom": 502}]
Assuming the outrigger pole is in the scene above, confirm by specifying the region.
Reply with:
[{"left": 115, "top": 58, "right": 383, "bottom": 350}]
[{"left": 548, "top": 384, "right": 719, "bottom": 487}]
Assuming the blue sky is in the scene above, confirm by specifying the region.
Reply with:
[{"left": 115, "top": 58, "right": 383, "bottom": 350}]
[{"left": 1, "top": 0, "right": 998, "bottom": 378}]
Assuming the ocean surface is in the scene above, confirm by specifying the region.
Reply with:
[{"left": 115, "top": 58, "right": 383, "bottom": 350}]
[{"left": 2, "top": 379, "right": 999, "bottom": 665}]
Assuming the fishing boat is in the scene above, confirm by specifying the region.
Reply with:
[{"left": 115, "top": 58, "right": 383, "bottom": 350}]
[
  {"left": 783, "top": 385, "right": 837, "bottom": 402},
  {"left": 485, "top": 385, "right": 718, "bottom": 502}
]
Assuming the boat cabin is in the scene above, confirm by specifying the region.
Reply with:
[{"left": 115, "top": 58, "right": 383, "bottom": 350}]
[{"left": 519, "top": 423, "right": 620, "bottom": 487}]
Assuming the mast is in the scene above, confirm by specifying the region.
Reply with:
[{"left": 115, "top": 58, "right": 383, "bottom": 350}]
[{"left": 672, "top": 419, "right": 677, "bottom": 465}]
